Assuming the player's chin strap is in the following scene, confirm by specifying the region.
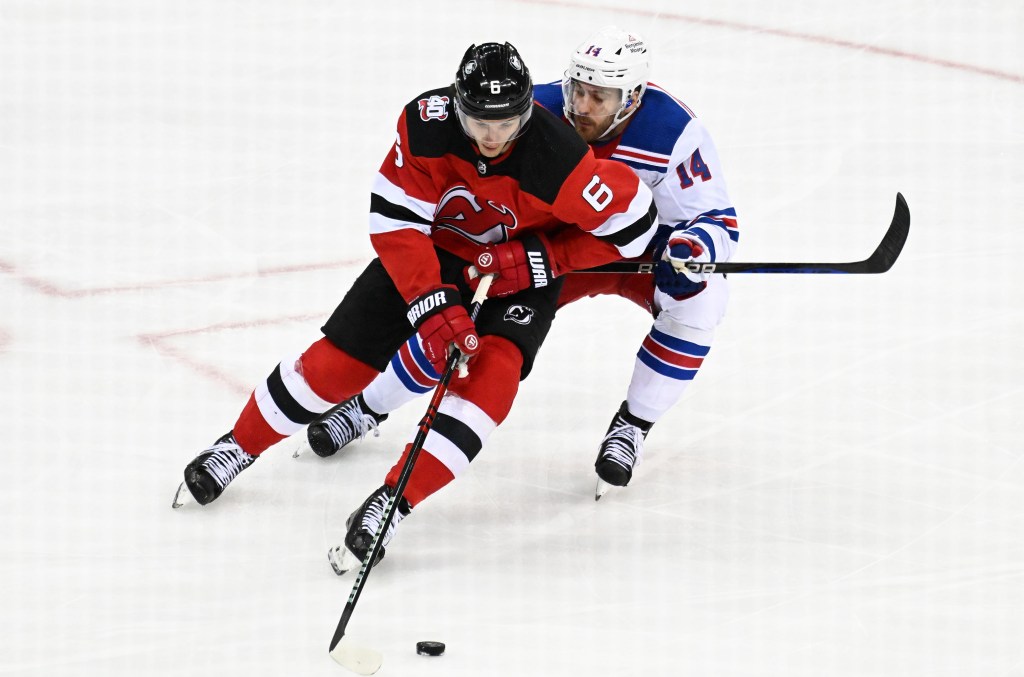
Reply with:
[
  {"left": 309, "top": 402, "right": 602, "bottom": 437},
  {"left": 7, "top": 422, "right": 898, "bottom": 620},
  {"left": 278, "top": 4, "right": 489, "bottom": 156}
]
[{"left": 593, "top": 94, "right": 642, "bottom": 141}]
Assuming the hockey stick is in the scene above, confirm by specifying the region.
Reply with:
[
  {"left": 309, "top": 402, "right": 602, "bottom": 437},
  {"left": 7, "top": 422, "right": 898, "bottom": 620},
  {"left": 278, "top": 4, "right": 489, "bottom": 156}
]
[
  {"left": 583, "top": 192, "right": 910, "bottom": 275},
  {"left": 328, "top": 274, "right": 495, "bottom": 675}
]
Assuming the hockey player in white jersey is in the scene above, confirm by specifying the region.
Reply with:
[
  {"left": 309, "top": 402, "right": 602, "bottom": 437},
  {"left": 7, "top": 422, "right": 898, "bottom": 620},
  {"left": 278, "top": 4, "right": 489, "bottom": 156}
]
[{"left": 309, "top": 26, "right": 739, "bottom": 502}]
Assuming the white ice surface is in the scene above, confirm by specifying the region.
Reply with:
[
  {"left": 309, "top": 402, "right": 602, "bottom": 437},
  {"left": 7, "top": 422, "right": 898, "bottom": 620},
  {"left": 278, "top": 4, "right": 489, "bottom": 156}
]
[{"left": 2, "top": 2, "right": 1023, "bottom": 676}]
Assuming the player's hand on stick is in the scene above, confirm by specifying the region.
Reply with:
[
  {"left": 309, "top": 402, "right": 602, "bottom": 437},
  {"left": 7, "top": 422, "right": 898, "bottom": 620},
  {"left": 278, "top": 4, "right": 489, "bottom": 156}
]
[
  {"left": 407, "top": 286, "right": 479, "bottom": 373},
  {"left": 654, "top": 230, "right": 711, "bottom": 299},
  {"left": 466, "top": 234, "right": 553, "bottom": 297}
]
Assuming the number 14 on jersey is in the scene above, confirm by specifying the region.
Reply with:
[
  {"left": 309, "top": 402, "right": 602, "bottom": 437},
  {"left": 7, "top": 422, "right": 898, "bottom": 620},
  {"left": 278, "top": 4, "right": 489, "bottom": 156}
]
[{"left": 677, "top": 148, "right": 712, "bottom": 189}]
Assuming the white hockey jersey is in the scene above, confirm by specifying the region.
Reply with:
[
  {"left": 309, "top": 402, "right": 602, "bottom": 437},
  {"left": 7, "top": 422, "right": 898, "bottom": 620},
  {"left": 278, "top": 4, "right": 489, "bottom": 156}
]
[{"left": 534, "top": 82, "right": 738, "bottom": 262}]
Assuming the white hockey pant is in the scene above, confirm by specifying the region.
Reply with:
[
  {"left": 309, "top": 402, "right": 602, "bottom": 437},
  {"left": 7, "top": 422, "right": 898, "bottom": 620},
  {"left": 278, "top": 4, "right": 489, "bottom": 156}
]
[{"left": 625, "top": 274, "right": 729, "bottom": 423}]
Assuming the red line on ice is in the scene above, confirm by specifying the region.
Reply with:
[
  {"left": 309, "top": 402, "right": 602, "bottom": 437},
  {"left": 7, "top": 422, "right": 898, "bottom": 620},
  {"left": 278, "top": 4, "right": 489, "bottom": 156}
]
[
  {"left": 0, "top": 257, "right": 367, "bottom": 299},
  {"left": 516, "top": 0, "right": 1024, "bottom": 85}
]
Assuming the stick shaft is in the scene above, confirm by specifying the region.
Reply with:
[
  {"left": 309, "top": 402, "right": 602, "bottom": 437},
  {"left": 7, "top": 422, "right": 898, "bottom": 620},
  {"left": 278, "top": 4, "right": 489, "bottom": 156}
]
[{"left": 329, "top": 275, "right": 494, "bottom": 653}]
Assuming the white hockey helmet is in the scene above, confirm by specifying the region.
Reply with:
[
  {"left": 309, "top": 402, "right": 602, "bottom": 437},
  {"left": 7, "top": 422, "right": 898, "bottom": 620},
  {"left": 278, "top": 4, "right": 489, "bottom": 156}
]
[{"left": 562, "top": 26, "right": 650, "bottom": 138}]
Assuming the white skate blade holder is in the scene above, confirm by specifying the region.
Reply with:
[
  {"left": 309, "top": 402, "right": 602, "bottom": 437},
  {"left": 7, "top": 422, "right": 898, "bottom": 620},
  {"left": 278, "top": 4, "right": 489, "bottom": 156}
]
[
  {"left": 595, "top": 478, "right": 614, "bottom": 501},
  {"left": 171, "top": 482, "right": 192, "bottom": 509},
  {"left": 328, "top": 545, "right": 361, "bottom": 576},
  {"left": 330, "top": 636, "right": 383, "bottom": 675}
]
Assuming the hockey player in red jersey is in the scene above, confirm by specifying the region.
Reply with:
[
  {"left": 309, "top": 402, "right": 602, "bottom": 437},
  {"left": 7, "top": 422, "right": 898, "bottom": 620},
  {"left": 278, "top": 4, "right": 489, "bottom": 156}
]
[
  {"left": 174, "top": 43, "right": 657, "bottom": 563},
  {"left": 306, "top": 26, "right": 739, "bottom": 507}
]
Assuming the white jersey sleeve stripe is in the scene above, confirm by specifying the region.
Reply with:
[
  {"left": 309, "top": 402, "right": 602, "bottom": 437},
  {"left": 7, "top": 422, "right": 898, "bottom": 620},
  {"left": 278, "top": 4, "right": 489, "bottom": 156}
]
[
  {"left": 368, "top": 172, "right": 437, "bottom": 236},
  {"left": 589, "top": 188, "right": 659, "bottom": 259}
]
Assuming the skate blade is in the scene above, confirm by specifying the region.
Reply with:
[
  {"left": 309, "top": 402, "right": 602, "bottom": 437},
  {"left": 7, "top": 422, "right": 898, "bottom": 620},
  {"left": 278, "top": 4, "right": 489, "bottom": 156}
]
[
  {"left": 327, "top": 545, "right": 360, "bottom": 576},
  {"left": 171, "top": 482, "right": 192, "bottom": 509},
  {"left": 595, "top": 478, "right": 613, "bottom": 501}
]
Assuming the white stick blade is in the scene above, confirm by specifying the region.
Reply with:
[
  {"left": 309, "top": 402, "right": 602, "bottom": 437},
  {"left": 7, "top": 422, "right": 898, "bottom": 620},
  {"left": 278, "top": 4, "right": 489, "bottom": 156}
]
[{"left": 330, "top": 637, "right": 383, "bottom": 675}]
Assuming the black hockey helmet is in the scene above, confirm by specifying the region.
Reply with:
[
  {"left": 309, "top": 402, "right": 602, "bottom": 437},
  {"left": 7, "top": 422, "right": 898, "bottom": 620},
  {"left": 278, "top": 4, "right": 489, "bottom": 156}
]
[{"left": 454, "top": 42, "right": 533, "bottom": 121}]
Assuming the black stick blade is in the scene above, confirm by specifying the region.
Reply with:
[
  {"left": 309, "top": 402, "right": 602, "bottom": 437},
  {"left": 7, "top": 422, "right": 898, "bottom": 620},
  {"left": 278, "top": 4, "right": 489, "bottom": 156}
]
[
  {"left": 863, "top": 192, "right": 910, "bottom": 273},
  {"left": 706, "top": 192, "right": 910, "bottom": 274},
  {"left": 580, "top": 192, "right": 910, "bottom": 275}
]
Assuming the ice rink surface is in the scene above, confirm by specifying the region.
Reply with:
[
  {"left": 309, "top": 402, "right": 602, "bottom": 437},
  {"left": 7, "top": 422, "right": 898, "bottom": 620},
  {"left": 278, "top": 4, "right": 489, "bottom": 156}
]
[{"left": 2, "top": 1, "right": 1023, "bottom": 675}]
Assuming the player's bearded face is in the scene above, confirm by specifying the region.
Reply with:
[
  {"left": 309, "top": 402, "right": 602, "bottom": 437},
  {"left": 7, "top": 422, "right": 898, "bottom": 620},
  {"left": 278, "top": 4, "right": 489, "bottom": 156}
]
[
  {"left": 567, "top": 81, "right": 623, "bottom": 142},
  {"left": 463, "top": 116, "right": 522, "bottom": 158}
]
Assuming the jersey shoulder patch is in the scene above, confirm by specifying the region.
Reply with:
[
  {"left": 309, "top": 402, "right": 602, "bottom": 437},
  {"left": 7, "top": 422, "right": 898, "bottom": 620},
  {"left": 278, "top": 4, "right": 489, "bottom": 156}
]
[{"left": 404, "top": 86, "right": 463, "bottom": 159}]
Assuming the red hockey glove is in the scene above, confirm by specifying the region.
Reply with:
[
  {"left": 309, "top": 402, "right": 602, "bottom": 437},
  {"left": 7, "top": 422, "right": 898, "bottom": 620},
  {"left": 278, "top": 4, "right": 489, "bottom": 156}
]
[
  {"left": 407, "top": 285, "right": 479, "bottom": 374},
  {"left": 466, "top": 234, "right": 553, "bottom": 298}
]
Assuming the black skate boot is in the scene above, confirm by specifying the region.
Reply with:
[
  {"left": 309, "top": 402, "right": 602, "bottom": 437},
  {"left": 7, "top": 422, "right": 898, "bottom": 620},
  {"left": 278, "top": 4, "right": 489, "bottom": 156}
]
[
  {"left": 174, "top": 433, "right": 256, "bottom": 507},
  {"left": 327, "top": 484, "right": 411, "bottom": 575},
  {"left": 307, "top": 394, "right": 388, "bottom": 458},
  {"left": 594, "top": 401, "right": 654, "bottom": 500}
]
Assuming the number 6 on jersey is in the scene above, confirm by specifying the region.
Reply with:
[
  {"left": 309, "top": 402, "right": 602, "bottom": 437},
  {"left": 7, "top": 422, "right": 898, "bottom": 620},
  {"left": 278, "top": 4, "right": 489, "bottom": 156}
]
[{"left": 582, "top": 175, "right": 614, "bottom": 211}]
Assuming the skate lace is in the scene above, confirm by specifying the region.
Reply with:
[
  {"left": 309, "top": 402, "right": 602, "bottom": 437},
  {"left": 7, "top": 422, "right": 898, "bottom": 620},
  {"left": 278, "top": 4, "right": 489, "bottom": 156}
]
[
  {"left": 599, "top": 418, "right": 645, "bottom": 471},
  {"left": 323, "top": 400, "right": 380, "bottom": 449},
  {"left": 360, "top": 489, "right": 404, "bottom": 546},
  {"left": 202, "top": 442, "right": 254, "bottom": 490}
]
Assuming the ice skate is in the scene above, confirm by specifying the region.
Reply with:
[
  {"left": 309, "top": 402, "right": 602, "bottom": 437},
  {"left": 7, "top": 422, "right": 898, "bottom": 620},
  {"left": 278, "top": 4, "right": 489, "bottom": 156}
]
[
  {"left": 172, "top": 433, "right": 256, "bottom": 508},
  {"left": 327, "top": 484, "right": 410, "bottom": 575},
  {"left": 304, "top": 394, "right": 388, "bottom": 458},
  {"left": 594, "top": 402, "right": 654, "bottom": 500}
]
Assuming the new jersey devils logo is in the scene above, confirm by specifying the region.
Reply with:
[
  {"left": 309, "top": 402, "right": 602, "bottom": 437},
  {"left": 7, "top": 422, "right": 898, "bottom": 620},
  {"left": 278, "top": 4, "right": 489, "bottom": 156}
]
[
  {"left": 504, "top": 305, "right": 534, "bottom": 325},
  {"left": 434, "top": 186, "right": 518, "bottom": 245}
]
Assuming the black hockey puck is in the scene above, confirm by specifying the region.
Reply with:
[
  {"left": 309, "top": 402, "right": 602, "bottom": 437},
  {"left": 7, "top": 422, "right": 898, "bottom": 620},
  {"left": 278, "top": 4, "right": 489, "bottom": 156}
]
[{"left": 416, "top": 640, "right": 445, "bottom": 657}]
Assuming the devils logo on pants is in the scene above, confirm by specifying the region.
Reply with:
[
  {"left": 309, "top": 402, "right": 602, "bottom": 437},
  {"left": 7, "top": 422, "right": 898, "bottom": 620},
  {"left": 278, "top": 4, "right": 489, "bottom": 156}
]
[
  {"left": 504, "top": 305, "right": 534, "bottom": 325},
  {"left": 434, "top": 186, "right": 518, "bottom": 245}
]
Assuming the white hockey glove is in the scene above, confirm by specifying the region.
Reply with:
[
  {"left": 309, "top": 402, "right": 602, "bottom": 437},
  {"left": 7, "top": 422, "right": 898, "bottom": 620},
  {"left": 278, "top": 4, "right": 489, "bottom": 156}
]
[{"left": 653, "top": 231, "right": 712, "bottom": 299}]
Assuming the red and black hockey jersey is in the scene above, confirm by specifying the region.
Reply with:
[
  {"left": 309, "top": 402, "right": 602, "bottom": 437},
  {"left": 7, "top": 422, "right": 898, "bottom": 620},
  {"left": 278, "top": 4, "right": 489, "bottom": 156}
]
[{"left": 368, "top": 86, "right": 657, "bottom": 303}]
